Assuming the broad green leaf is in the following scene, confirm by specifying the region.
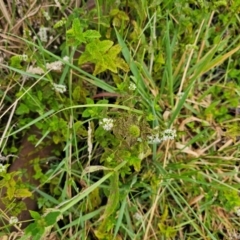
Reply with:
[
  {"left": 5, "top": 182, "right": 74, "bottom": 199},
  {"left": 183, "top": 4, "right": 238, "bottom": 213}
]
[
  {"left": 102, "top": 55, "right": 118, "bottom": 73},
  {"left": 44, "top": 211, "right": 61, "bottom": 226},
  {"left": 78, "top": 51, "right": 93, "bottom": 65},
  {"left": 116, "top": 58, "right": 129, "bottom": 72},
  {"left": 29, "top": 210, "right": 41, "bottom": 220},
  {"left": 107, "top": 44, "right": 121, "bottom": 58},
  {"left": 85, "top": 41, "right": 101, "bottom": 59},
  {"left": 15, "top": 188, "right": 32, "bottom": 198},
  {"left": 94, "top": 63, "right": 107, "bottom": 75},
  {"left": 83, "top": 30, "right": 101, "bottom": 40},
  {"left": 16, "top": 103, "right": 30, "bottom": 115},
  {"left": 72, "top": 18, "right": 82, "bottom": 36},
  {"left": 98, "top": 40, "right": 114, "bottom": 53}
]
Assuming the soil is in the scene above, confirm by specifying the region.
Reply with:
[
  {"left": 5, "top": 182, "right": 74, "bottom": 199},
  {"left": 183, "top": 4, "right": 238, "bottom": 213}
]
[{"left": 0, "top": 126, "right": 56, "bottom": 230}]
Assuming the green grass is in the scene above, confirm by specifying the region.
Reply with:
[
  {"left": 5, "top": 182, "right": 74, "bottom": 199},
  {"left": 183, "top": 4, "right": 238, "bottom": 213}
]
[{"left": 0, "top": 0, "right": 240, "bottom": 239}]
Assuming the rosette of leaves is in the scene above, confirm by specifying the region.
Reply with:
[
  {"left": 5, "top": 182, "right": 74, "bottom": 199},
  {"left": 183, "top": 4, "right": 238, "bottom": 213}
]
[
  {"left": 78, "top": 39, "right": 129, "bottom": 75},
  {"left": 112, "top": 113, "right": 150, "bottom": 147}
]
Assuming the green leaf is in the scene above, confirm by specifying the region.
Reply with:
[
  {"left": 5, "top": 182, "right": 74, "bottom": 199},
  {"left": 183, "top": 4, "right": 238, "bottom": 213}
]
[
  {"left": 29, "top": 210, "right": 41, "bottom": 220},
  {"left": 72, "top": 18, "right": 84, "bottom": 41},
  {"left": 94, "top": 63, "right": 107, "bottom": 75},
  {"left": 86, "top": 98, "right": 94, "bottom": 104},
  {"left": 44, "top": 211, "right": 61, "bottom": 226},
  {"left": 116, "top": 57, "right": 129, "bottom": 72},
  {"left": 78, "top": 51, "right": 93, "bottom": 65},
  {"left": 107, "top": 44, "right": 121, "bottom": 58},
  {"left": 10, "top": 55, "right": 22, "bottom": 69},
  {"left": 15, "top": 188, "right": 32, "bottom": 198},
  {"left": 25, "top": 222, "right": 44, "bottom": 240},
  {"left": 82, "top": 109, "right": 91, "bottom": 118},
  {"left": 98, "top": 40, "right": 114, "bottom": 53},
  {"left": 85, "top": 40, "right": 101, "bottom": 58},
  {"left": 83, "top": 30, "right": 101, "bottom": 40},
  {"left": 16, "top": 103, "right": 30, "bottom": 115}
]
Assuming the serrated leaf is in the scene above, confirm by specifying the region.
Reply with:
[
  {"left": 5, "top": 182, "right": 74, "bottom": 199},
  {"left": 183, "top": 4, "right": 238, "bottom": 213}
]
[
  {"left": 7, "top": 178, "right": 16, "bottom": 200},
  {"left": 78, "top": 51, "right": 93, "bottom": 65},
  {"left": 72, "top": 18, "right": 82, "bottom": 36},
  {"left": 15, "top": 188, "right": 32, "bottom": 198},
  {"left": 108, "top": 44, "right": 121, "bottom": 58},
  {"left": 102, "top": 55, "right": 118, "bottom": 73},
  {"left": 94, "top": 63, "right": 107, "bottom": 75},
  {"left": 98, "top": 40, "right": 114, "bottom": 53},
  {"left": 83, "top": 30, "right": 101, "bottom": 40},
  {"left": 116, "top": 57, "right": 129, "bottom": 72},
  {"left": 72, "top": 18, "right": 85, "bottom": 44}
]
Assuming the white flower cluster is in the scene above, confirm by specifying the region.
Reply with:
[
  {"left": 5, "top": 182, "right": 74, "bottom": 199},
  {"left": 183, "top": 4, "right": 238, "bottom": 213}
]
[
  {"left": 148, "top": 129, "right": 176, "bottom": 144},
  {"left": 26, "top": 56, "right": 69, "bottom": 75},
  {"left": 177, "top": 92, "right": 185, "bottom": 99},
  {"left": 26, "top": 65, "right": 45, "bottom": 75},
  {"left": 63, "top": 56, "right": 69, "bottom": 62},
  {"left": 129, "top": 82, "right": 136, "bottom": 91},
  {"left": 52, "top": 83, "right": 67, "bottom": 93},
  {"left": 100, "top": 118, "right": 114, "bottom": 131},
  {"left": 147, "top": 133, "right": 162, "bottom": 144},
  {"left": 18, "top": 54, "right": 28, "bottom": 61},
  {"left": 0, "top": 163, "right": 7, "bottom": 173},
  {"left": 162, "top": 129, "right": 177, "bottom": 141},
  {"left": 46, "top": 61, "right": 63, "bottom": 71},
  {"left": 38, "top": 27, "right": 48, "bottom": 42},
  {"left": 133, "top": 212, "right": 143, "bottom": 221},
  {"left": 235, "top": 207, "right": 240, "bottom": 217},
  {"left": 9, "top": 216, "right": 18, "bottom": 225},
  {"left": 23, "top": 29, "right": 32, "bottom": 38}
]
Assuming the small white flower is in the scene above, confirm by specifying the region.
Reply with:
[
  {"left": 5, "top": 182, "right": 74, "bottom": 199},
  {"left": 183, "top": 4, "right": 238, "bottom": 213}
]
[
  {"left": 9, "top": 216, "right": 18, "bottom": 225},
  {"left": 38, "top": 27, "right": 48, "bottom": 42},
  {"left": 26, "top": 65, "right": 45, "bottom": 75},
  {"left": 129, "top": 82, "right": 136, "bottom": 91},
  {"left": 235, "top": 207, "right": 240, "bottom": 217},
  {"left": 0, "top": 163, "right": 7, "bottom": 173},
  {"left": 19, "top": 54, "right": 28, "bottom": 62},
  {"left": 52, "top": 83, "right": 67, "bottom": 93},
  {"left": 133, "top": 212, "right": 142, "bottom": 221},
  {"left": 23, "top": 29, "right": 32, "bottom": 37},
  {"left": 46, "top": 61, "right": 63, "bottom": 71},
  {"left": 147, "top": 134, "right": 162, "bottom": 144},
  {"left": 177, "top": 92, "right": 185, "bottom": 99},
  {"left": 148, "top": 129, "right": 176, "bottom": 144},
  {"left": 162, "top": 129, "right": 176, "bottom": 140},
  {"left": 63, "top": 56, "right": 69, "bottom": 62},
  {"left": 100, "top": 118, "right": 114, "bottom": 131}
]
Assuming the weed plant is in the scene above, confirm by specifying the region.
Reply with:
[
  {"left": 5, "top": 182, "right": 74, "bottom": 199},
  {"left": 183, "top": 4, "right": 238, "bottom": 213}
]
[{"left": 0, "top": 0, "right": 240, "bottom": 239}]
